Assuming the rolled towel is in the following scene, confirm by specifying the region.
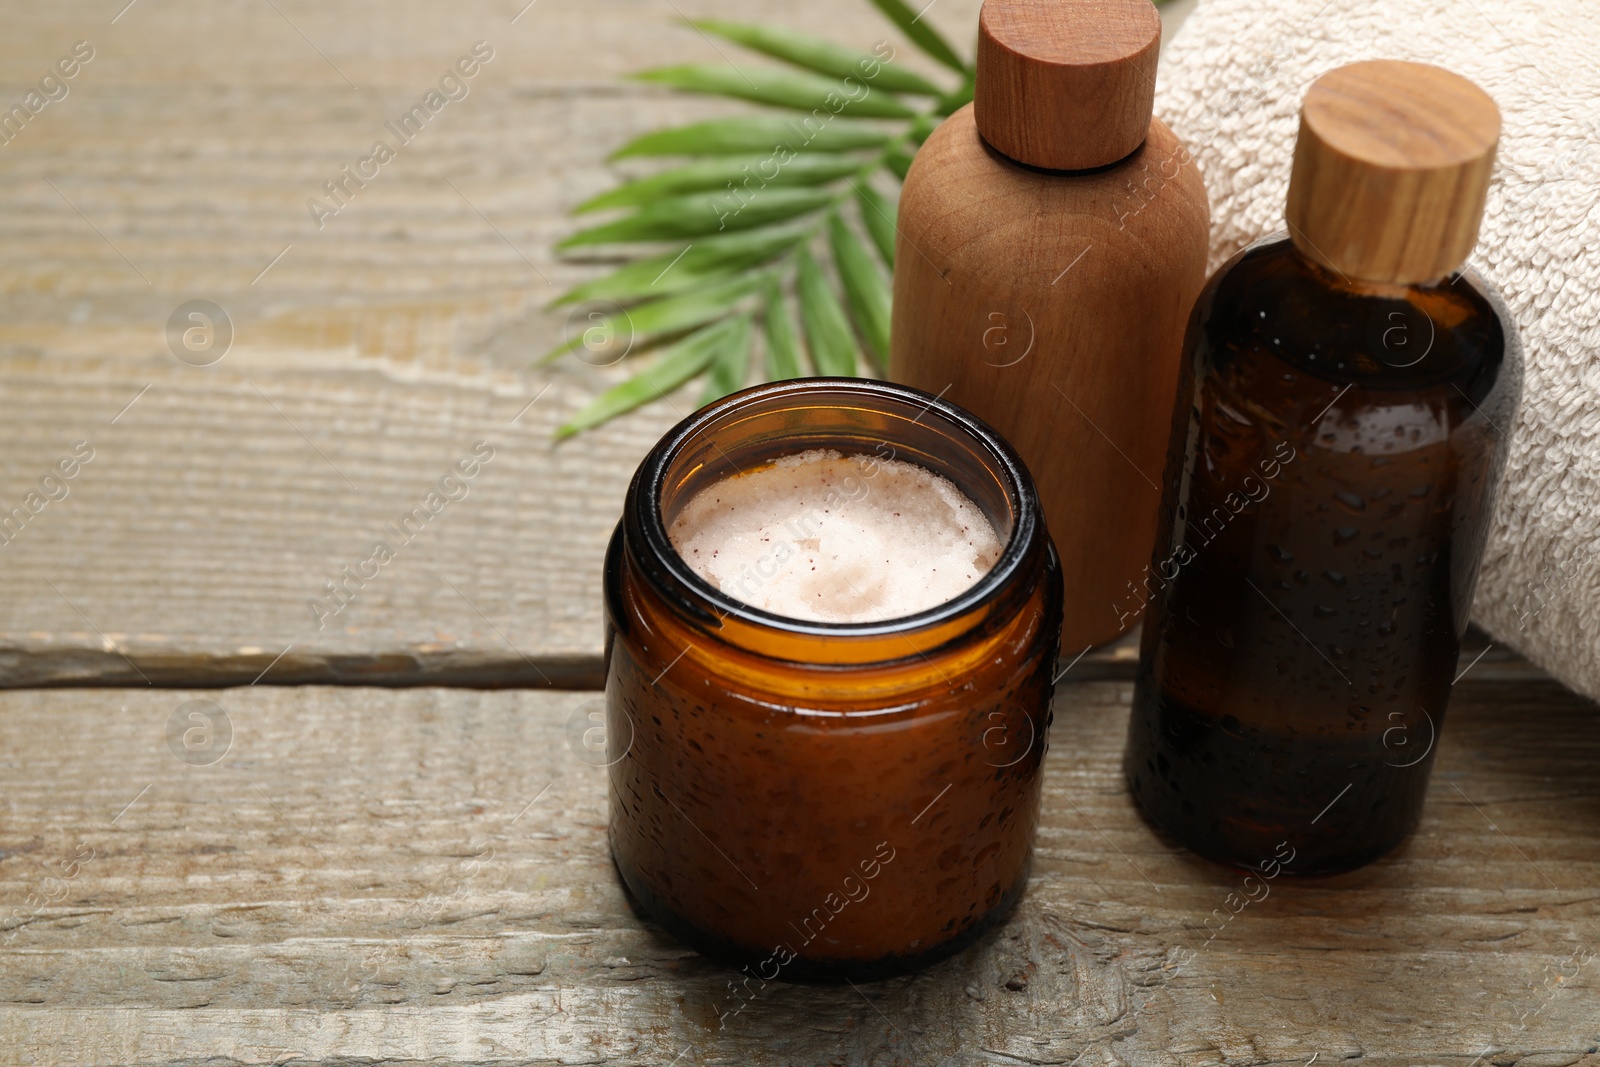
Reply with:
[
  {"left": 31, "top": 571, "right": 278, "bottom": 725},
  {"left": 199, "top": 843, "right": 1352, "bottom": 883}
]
[{"left": 1156, "top": 0, "right": 1600, "bottom": 700}]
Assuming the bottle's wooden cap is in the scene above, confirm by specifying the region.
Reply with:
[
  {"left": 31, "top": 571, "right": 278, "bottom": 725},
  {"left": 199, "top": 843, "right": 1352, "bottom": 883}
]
[
  {"left": 974, "top": 0, "right": 1161, "bottom": 171},
  {"left": 1286, "top": 60, "right": 1501, "bottom": 284}
]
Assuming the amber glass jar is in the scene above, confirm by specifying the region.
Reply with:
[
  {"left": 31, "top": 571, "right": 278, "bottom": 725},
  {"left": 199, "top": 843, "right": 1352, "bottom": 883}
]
[
  {"left": 1124, "top": 233, "right": 1520, "bottom": 874},
  {"left": 603, "top": 378, "right": 1062, "bottom": 981}
]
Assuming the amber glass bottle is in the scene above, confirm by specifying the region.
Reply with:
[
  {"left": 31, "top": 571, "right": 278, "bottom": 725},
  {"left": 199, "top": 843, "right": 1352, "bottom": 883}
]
[
  {"left": 1125, "top": 61, "right": 1521, "bottom": 874},
  {"left": 604, "top": 379, "right": 1062, "bottom": 981}
]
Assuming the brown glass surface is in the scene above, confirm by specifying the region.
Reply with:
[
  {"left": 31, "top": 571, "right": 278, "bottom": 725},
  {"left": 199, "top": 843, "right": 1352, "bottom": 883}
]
[
  {"left": 1125, "top": 235, "right": 1520, "bottom": 875},
  {"left": 604, "top": 379, "right": 1063, "bottom": 982}
]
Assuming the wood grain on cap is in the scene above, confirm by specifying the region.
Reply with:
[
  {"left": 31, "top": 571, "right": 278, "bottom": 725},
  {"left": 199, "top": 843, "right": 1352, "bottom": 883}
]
[
  {"left": 1286, "top": 60, "right": 1501, "bottom": 284},
  {"left": 975, "top": 0, "right": 1161, "bottom": 171}
]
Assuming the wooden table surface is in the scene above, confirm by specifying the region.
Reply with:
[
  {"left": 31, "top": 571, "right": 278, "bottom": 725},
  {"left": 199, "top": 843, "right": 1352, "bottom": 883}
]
[{"left": 1, "top": 2, "right": 1596, "bottom": 1064}]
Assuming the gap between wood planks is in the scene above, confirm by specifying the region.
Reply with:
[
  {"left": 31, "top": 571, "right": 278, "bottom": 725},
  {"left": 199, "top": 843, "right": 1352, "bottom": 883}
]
[{"left": 0, "top": 626, "right": 1533, "bottom": 690}]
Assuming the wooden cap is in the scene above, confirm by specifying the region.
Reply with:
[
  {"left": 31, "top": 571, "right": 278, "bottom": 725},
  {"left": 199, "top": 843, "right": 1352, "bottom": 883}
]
[
  {"left": 1286, "top": 60, "right": 1500, "bottom": 284},
  {"left": 974, "top": 0, "right": 1160, "bottom": 171}
]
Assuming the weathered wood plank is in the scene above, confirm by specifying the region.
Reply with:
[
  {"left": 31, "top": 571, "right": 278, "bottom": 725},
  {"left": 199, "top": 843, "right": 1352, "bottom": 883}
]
[
  {"left": 0, "top": 0, "right": 989, "bottom": 686},
  {"left": 0, "top": 0, "right": 1219, "bottom": 687},
  {"left": 2, "top": 677, "right": 1596, "bottom": 1064}
]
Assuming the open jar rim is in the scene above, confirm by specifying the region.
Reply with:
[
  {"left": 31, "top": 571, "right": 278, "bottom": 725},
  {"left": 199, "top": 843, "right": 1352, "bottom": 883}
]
[{"left": 622, "top": 378, "right": 1044, "bottom": 659}]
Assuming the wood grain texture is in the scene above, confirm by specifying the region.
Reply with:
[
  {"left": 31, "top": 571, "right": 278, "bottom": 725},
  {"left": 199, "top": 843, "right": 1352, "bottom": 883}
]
[
  {"left": 975, "top": 0, "right": 1161, "bottom": 170},
  {"left": 890, "top": 103, "right": 1209, "bottom": 654},
  {"left": 1286, "top": 60, "right": 1500, "bottom": 284},
  {"left": 0, "top": 0, "right": 1196, "bottom": 687},
  {"left": 2, "top": 675, "right": 1597, "bottom": 1064},
  {"left": 0, "top": 0, "right": 985, "bottom": 687}
]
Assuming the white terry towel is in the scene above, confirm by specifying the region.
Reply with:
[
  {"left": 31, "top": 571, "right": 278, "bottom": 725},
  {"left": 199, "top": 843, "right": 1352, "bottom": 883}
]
[{"left": 1155, "top": 0, "right": 1600, "bottom": 701}]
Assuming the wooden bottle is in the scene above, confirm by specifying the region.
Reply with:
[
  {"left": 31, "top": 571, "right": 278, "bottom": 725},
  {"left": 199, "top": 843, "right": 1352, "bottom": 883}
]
[{"left": 890, "top": 0, "right": 1209, "bottom": 652}]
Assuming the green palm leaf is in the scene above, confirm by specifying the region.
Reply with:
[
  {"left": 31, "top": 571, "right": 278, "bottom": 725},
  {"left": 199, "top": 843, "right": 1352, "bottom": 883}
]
[
  {"left": 548, "top": 0, "right": 1011, "bottom": 433},
  {"left": 554, "top": 226, "right": 810, "bottom": 306},
  {"left": 577, "top": 154, "right": 870, "bottom": 214},
  {"left": 700, "top": 319, "right": 754, "bottom": 404},
  {"left": 795, "top": 247, "right": 858, "bottom": 376},
  {"left": 559, "top": 187, "right": 838, "bottom": 248},
  {"left": 690, "top": 20, "right": 944, "bottom": 97},
  {"left": 611, "top": 116, "right": 891, "bottom": 159},
  {"left": 540, "top": 274, "right": 769, "bottom": 364},
  {"left": 884, "top": 143, "right": 915, "bottom": 180},
  {"left": 828, "top": 212, "right": 891, "bottom": 368},
  {"left": 763, "top": 281, "right": 804, "bottom": 381},
  {"left": 852, "top": 179, "right": 897, "bottom": 268},
  {"left": 635, "top": 65, "right": 916, "bottom": 119},
  {"left": 863, "top": 0, "right": 967, "bottom": 72},
  {"left": 557, "top": 315, "right": 752, "bottom": 438}
]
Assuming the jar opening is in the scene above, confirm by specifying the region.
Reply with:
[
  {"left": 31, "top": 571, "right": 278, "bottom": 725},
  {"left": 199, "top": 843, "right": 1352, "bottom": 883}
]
[{"left": 625, "top": 378, "right": 1041, "bottom": 648}]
